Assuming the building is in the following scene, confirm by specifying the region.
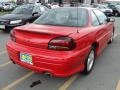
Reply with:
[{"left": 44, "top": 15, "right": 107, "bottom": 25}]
[
  {"left": 47, "top": 0, "right": 99, "bottom": 4},
  {"left": 10, "top": 0, "right": 100, "bottom": 4},
  {"left": 22, "top": 0, "right": 100, "bottom": 4}
]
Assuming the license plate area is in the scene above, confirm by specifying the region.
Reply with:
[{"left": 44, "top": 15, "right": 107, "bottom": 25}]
[
  {"left": 20, "top": 53, "right": 33, "bottom": 65},
  {"left": 0, "top": 25, "right": 5, "bottom": 29}
]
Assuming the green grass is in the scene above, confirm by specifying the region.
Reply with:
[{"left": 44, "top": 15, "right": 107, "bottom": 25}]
[{"left": 0, "top": 11, "right": 10, "bottom": 16}]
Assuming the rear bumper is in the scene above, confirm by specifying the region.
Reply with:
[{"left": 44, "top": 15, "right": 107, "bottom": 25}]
[{"left": 7, "top": 40, "right": 90, "bottom": 77}]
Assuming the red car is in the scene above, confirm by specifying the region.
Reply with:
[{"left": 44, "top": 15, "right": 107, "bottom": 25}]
[{"left": 6, "top": 7, "right": 115, "bottom": 77}]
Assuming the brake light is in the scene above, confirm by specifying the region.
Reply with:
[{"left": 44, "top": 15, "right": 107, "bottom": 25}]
[
  {"left": 48, "top": 36, "right": 76, "bottom": 51},
  {"left": 10, "top": 30, "right": 16, "bottom": 42}
]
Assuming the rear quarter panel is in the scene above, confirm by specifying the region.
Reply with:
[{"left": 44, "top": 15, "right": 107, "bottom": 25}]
[{"left": 69, "top": 27, "right": 97, "bottom": 63}]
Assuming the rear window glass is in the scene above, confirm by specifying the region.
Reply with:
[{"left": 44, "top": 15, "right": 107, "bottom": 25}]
[{"left": 34, "top": 8, "right": 88, "bottom": 27}]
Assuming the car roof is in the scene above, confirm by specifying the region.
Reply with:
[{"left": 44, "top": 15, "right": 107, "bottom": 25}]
[{"left": 53, "top": 7, "right": 95, "bottom": 11}]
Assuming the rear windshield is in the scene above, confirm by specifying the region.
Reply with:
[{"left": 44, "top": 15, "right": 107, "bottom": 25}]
[
  {"left": 12, "top": 4, "right": 34, "bottom": 14},
  {"left": 34, "top": 8, "right": 88, "bottom": 27}
]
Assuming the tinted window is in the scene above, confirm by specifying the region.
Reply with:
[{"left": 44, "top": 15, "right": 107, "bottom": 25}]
[
  {"left": 91, "top": 11, "right": 100, "bottom": 26},
  {"left": 34, "top": 8, "right": 88, "bottom": 27},
  {"left": 93, "top": 10, "right": 107, "bottom": 24},
  {"left": 12, "top": 5, "right": 34, "bottom": 14}
]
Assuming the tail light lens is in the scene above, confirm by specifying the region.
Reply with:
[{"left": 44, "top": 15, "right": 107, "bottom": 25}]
[
  {"left": 48, "top": 36, "right": 76, "bottom": 51},
  {"left": 10, "top": 30, "right": 16, "bottom": 42}
]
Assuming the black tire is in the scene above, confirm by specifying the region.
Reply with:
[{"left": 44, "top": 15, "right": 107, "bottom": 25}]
[{"left": 82, "top": 47, "right": 95, "bottom": 75}]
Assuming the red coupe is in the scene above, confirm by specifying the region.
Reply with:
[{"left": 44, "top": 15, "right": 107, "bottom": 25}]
[{"left": 6, "top": 7, "right": 115, "bottom": 77}]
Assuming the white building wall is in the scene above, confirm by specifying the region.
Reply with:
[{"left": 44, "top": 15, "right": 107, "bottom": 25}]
[
  {"left": 28, "top": 0, "right": 48, "bottom": 3},
  {"left": 45, "top": 0, "right": 48, "bottom": 2},
  {"left": 94, "top": 0, "right": 98, "bottom": 3},
  {"left": 84, "top": 0, "right": 98, "bottom": 4},
  {"left": 29, "top": 0, "right": 36, "bottom": 3},
  {"left": 84, "top": 0, "right": 91, "bottom": 4}
]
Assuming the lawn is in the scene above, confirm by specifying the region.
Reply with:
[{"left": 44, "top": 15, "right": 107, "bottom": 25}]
[{"left": 0, "top": 11, "right": 10, "bottom": 16}]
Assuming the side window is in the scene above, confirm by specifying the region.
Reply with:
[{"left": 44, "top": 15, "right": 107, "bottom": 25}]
[
  {"left": 91, "top": 11, "right": 100, "bottom": 26},
  {"left": 93, "top": 10, "right": 107, "bottom": 25}
]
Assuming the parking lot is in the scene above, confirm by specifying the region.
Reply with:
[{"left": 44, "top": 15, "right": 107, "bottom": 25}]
[{"left": 0, "top": 15, "right": 120, "bottom": 90}]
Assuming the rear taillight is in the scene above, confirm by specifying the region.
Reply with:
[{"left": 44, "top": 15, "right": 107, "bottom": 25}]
[
  {"left": 10, "top": 30, "right": 16, "bottom": 42},
  {"left": 48, "top": 36, "right": 76, "bottom": 51}
]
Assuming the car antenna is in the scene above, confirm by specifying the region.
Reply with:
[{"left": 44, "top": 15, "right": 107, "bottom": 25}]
[{"left": 77, "top": 1, "right": 79, "bottom": 33}]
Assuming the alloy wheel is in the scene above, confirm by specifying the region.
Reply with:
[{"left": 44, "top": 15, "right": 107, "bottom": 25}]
[{"left": 87, "top": 50, "right": 95, "bottom": 72}]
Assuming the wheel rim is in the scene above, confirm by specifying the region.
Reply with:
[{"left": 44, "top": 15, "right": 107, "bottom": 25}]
[{"left": 87, "top": 50, "right": 95, "bottom": 72}]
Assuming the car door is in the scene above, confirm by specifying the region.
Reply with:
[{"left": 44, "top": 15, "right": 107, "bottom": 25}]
[{"left": 92, "top": 9, "right": 111, "bottom": 54}]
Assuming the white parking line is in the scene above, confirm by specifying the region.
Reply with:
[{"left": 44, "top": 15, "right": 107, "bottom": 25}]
[
  {"left": 2, "top": 72, "right": 34, "bottom": 90},
  {"left": 0, "top": 61, "right": 12, "bottom": 68},
  {"left": 58, "top": 74, "right": 79, "bottom": 90},
  {"left": 116, "top": 80, "right": 120, "bottom": 90},
  {"left": 0, "top": 50, "right": 6, "bottom": 56}
]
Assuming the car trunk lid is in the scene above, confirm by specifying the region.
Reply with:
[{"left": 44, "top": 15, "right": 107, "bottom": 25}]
[{"left": 14, "top": 24, "right": 77, "bottom": 49}]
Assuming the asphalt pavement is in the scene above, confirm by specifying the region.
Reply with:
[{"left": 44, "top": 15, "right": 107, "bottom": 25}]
[{"left": 0, "top": 17, "right": 120, "bottom": 90}]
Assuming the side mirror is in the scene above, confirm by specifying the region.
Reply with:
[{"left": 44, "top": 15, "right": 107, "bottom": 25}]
[
  {"left": 107, "top": 18, "right": 115, "bottom": 22},
  {"left": 32, "top": 12, "right": 38, "bottom": 16}
]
